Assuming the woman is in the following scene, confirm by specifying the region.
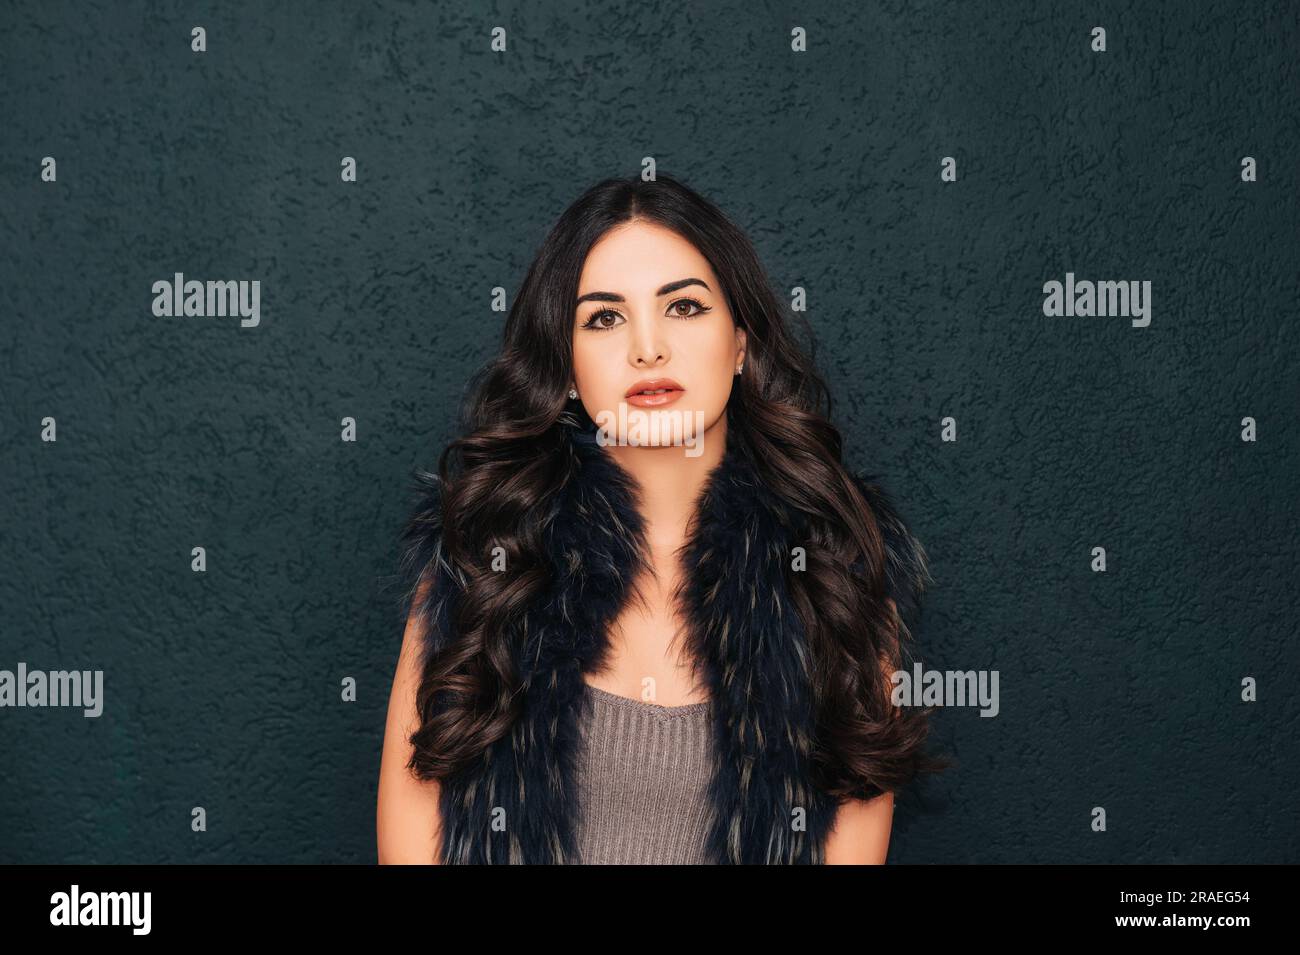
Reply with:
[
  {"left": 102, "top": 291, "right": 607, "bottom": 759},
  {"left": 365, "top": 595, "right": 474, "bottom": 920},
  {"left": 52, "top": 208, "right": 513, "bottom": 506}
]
[{"left": 377, "top": 173, "right": 943, "bottom": 864}]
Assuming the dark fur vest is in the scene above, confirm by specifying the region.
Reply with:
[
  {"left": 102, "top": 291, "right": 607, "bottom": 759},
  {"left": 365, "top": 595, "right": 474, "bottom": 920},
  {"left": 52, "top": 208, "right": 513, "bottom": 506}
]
[{"left": 400, "top": 424, "right": 928, "bottom": 864}]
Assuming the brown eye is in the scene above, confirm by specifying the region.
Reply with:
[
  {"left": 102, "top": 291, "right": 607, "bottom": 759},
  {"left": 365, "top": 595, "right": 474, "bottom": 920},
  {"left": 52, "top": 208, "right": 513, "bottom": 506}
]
[
  {"left": 669, "top": 297, "right": 711, "bottom": 319},
  {"left": 582, "top": 309, "right": 624, "bottom": 331}
]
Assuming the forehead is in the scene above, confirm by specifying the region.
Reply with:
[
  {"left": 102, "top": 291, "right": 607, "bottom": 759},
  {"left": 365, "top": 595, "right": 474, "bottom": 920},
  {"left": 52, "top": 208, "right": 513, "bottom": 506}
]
[{"left": 578, "top": 221, "right": 716, "bottom": 293}]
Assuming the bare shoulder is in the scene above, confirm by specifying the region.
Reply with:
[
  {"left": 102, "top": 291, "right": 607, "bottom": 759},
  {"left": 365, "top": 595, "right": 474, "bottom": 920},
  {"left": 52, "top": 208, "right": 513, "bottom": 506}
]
[
  {"left": 376, "top": 590, "right": 443, "bottom": 864},
  {"left": 824, "top": 791, "right": 895, "bottom": 865}
]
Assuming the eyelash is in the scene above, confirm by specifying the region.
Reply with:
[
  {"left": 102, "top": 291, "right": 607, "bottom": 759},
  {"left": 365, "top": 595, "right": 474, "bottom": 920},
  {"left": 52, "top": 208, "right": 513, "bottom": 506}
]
[{"left": 581, "top": 297, "right": 712, "bottom": 331}]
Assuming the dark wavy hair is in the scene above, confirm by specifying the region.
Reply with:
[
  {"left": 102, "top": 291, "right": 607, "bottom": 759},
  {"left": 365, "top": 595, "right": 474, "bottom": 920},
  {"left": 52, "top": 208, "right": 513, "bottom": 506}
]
[{"left": 398, "top": 171, "right": 947, "bottom": 804}]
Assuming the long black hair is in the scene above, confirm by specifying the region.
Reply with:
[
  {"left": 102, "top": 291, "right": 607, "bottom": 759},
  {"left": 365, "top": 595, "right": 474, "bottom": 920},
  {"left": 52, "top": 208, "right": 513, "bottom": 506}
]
[{"left": 399, "top": 172, "right": 945, "bottom": 802}]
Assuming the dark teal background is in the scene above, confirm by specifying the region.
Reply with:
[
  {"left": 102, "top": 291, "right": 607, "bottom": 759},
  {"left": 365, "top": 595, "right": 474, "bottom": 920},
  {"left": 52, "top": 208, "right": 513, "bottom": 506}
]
[{"left": 1, "top": 0, "right": 1296, "bottom": 863}]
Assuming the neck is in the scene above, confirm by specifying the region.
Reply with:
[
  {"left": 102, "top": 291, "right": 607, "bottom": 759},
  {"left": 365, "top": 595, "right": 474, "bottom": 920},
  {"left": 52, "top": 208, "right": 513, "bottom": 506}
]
[{"left": 604, "top": 417, "right": 728, "bottom": 552}]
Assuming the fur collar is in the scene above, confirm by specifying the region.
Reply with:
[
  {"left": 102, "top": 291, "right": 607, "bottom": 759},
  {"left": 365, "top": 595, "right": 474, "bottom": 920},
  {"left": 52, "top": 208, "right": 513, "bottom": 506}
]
[{"left": 401, "top": 424, "right": 927, "bottom": 864}]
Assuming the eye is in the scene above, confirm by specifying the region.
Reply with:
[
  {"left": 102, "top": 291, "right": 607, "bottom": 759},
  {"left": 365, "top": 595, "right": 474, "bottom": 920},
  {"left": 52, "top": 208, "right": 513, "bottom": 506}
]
[
  {"left": 579, "top": 297, "right": 712, "bottom": 331},
  {"left": 669, "top": 297, "right": 711, "bottom": 319},
  {"left": 581, "top": 308, "right": 624, "bottom": 331}
]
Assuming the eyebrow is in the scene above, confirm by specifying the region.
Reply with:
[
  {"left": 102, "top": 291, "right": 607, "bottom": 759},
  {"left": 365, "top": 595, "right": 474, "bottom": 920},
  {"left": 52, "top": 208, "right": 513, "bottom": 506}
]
[{"left": 575, "top": 277, "right": 711, "bottom": 306}]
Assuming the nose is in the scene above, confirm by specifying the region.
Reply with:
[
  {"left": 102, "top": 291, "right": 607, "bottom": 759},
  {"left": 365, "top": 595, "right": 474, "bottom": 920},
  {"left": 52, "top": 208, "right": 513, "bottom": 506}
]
[{"left": 627, "top": 312, "right": 670, "bottom": 368}]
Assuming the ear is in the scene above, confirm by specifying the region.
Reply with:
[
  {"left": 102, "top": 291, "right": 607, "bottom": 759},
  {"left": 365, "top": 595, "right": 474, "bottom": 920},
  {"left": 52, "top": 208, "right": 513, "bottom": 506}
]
[{"left": 734, "top": 326, "right": 747, "bottom": 367}]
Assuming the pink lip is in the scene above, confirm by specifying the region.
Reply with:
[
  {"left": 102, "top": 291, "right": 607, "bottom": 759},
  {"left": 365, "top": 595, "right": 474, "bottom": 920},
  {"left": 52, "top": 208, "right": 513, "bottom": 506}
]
[{"left": 624, "top": 378, "right": 685, "bottom": 408}]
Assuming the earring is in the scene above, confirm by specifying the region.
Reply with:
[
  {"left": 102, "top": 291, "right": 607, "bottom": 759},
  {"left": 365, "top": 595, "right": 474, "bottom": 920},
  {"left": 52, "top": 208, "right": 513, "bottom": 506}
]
[
  {"left": 735, "top": 364, "right": 743, "bottom": 376},
  {"left": 568, "top": 388, "right": 578, "bottom": 399}
]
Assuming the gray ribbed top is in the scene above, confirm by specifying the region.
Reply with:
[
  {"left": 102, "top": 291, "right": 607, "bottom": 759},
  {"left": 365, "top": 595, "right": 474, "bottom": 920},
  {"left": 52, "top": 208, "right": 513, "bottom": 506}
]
[{"left": 573, "top": 681, "right": 716, "bottom": 865}]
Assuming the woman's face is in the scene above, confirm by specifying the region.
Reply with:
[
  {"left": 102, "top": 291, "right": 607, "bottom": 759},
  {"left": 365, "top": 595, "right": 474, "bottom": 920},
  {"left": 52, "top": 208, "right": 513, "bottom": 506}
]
[{"left": 571, "top": 220, "right": 746, "bottom": 454}]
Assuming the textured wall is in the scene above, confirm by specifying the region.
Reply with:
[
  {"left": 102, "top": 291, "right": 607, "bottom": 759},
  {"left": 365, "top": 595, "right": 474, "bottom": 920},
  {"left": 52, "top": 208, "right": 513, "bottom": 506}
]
[{"left": 1, "top": 0, "right": 1296, "bottom": 863}]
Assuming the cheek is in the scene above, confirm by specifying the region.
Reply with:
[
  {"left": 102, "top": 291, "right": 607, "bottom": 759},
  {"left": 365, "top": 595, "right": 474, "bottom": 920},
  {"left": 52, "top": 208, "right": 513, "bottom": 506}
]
[
  {"left": 688, "top": 323, "right": 739, "bottom": 377},
  {"left": 571, "top": 335, "right": 597, "bottom": 378},
  {"left": 681, "top": 327, "right": 737, "bottom": 407},
  {"left": 571, "top": 336, "right": 617, "bottom": 396}
]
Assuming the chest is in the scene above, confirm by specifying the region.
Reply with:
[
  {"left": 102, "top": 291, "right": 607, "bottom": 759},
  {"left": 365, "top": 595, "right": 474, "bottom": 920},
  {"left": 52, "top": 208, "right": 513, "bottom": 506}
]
[
  {"left": 572, "top": 681, "right": 716, "bottom": 863},
  {"left": 585, "top": 555, "right": 709, "bottom": 707}
]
